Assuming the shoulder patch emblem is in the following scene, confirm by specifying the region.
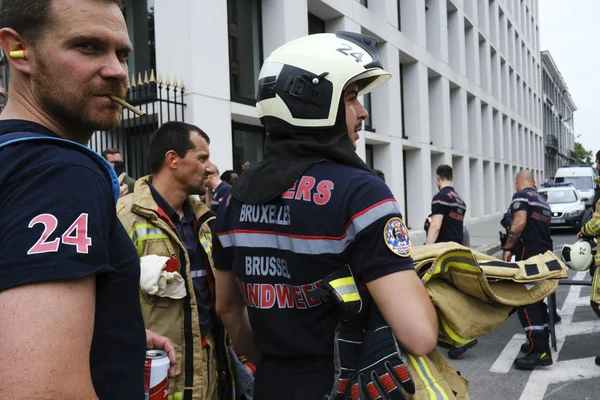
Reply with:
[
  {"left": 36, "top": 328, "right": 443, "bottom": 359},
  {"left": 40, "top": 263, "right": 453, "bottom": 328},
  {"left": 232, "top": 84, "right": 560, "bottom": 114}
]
[
  {"left": 383, "top": 217, "right": 412, "bottom": 257},
  {"left": 513, "top": 201, "right": 521, "bottom": 209}
]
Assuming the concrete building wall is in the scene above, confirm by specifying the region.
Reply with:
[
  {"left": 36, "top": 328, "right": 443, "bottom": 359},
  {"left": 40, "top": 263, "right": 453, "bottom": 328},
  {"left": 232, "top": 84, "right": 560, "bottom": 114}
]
[
  {"left": 540, "top": 50, "right": 577, "bottom": 181},
  {"left": 153, "top": 0, "right": 543, "bottom": 228}
]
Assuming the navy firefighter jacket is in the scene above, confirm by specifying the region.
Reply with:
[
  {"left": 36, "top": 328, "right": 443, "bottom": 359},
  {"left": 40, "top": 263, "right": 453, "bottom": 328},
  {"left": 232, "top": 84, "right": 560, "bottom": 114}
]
[{"left": 212, "top": 161, "right": 415, "bottom": 397}]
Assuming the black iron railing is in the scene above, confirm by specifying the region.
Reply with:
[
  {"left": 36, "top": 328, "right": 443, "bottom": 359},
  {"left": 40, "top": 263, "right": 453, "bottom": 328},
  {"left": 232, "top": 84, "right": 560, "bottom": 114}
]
[
  {"left": 89, "top": 70, "right": 186, "bottom": 179},
  {"left": 545, "top": 134, "right": 559, "bottom": 151}
]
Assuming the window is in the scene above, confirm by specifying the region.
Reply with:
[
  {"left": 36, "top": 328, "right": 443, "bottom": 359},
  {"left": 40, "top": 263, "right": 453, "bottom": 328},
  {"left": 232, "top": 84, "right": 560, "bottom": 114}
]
[
  {"left": 400, "top": 63, "right": 407, "bottom": 138},
  {"left": 232, "top": 123, "right": 266, "bottom": 173},
  {"left": 397, "top": 0, "right": 402, "bottom": 30},
  {"left": 364, "top": 93, "right": 374, "bottom": 131},
  {"left": 228, "top": 0, "right": 263, "bottom": 104},
  {"left": 308, "top": 13, "right": 325, "bottom": 35},
  {"left": 365, "top": 144, "right": 374, "bottom": 168},
  {"left": 123, "top": 0, "right": 156, "bottom": 78},
  {"left": 0, "top": 49, "right": 8, "bottom": 108}
]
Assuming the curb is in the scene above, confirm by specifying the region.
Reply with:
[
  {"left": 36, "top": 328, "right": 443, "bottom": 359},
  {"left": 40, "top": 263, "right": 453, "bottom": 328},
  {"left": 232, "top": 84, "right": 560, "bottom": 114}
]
[{"left": 476, "top": 244, "right": 502, "bottom": 256}]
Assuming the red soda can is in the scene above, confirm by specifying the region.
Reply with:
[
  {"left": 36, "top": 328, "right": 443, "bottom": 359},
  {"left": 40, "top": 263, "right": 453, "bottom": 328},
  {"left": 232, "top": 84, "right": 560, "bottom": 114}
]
[{"left": 144, "top": 350, "right": 170, "bottom": 400}]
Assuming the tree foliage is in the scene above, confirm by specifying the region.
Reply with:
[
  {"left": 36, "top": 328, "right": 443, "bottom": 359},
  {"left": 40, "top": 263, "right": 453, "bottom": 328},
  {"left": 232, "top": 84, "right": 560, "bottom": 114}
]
[{"left": 573, "top": 142, "right": 593, "bottom": 165}]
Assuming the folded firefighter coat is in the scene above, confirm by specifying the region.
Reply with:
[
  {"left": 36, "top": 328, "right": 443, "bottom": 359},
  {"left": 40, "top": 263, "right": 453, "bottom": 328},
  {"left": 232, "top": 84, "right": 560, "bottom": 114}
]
[{"left": 403, "top": 242, "right": 567, "bottom": 400}]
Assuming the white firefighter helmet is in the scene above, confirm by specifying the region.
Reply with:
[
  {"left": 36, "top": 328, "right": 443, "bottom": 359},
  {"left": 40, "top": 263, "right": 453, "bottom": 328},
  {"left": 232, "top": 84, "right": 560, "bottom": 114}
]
[
  {"left": 256, "top": 31, "right": 391, "bottom": 130},
  {"left": 561, "top": 239, "right": 594, "bottom": 271}
]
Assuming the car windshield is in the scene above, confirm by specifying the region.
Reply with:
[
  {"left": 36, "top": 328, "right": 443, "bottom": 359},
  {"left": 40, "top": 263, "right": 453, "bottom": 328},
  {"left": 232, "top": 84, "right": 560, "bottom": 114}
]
[
  {"left": 541, "top": 189, "right": 578, "bottom": 204},
  {"left": 555, "top": 176, "right": 594, "bottom": 190}
]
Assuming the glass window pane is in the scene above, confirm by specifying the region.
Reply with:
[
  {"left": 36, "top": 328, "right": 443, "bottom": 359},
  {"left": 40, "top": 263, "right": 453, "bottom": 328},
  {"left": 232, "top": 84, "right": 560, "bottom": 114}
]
[
  {"left": 232, "top": 124, "right": 266, "bottom": 173},
  {"left": 308, "top": 13, "right": 326, "bottom": 35},
  {"left": 365, "top": 144, "right": 374, "bottom": 168},
  {"left": 228, "top": 0, "right": 263, "bottom": 102},
  {"left": 364, "top": 93, "right": 374, "bottom": 131}
]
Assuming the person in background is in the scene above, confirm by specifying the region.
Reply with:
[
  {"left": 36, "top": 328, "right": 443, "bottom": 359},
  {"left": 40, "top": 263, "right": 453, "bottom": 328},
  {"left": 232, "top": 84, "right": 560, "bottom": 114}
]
[
  {"left": 373, "top": 168, "right": 385, "bottom": 182},
  {"left": 503, "top": 170, "right": 554, "bottom": 370},
  {"left": 206, "top": 163, "right": 232, "bottom": 213},
  {"left": 221, "top": 170, "right": 239, "bottom": 186},
  {"left": 576, "top": 150, "right": 600, "bottom": 366},
  {"left": 425, "top": 164, "right": 466, "bottom": 246},
  {"left": 117, "top": 121, "right": 253, "bottom": 399},
  {"left": 101, "top": 148, "right": 136, "bottom": 197}
]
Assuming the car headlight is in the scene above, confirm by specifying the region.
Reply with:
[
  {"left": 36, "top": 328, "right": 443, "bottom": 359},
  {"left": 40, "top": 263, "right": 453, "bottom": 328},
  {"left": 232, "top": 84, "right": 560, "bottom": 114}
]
[{"left": 568, "top": 209, "right": 584, "bottom": 217}]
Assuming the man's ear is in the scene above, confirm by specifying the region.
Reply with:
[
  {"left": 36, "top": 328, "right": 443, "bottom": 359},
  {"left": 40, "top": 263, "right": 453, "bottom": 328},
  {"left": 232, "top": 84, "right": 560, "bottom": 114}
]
[
  {"left": 0, "top": 28, "right": 33, "bottom": 76},
  {"left": 165, "top": 150, "right": 179, "bottom": 170}
]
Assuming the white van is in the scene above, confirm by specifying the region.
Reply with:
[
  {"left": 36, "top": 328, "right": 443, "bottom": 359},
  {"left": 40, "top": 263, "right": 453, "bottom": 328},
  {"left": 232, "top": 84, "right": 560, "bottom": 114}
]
[{"left": 554, "top": 166, "right": 598, "bottom": 208}]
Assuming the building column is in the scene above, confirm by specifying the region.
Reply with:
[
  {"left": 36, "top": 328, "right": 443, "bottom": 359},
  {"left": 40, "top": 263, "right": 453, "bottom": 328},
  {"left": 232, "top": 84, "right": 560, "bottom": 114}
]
[
  {"left": 401, "top": 0, "right": 427, "bottom": 47},
  {"left": 425, "top": 0, "right": 449, "bottom": 62},
  {"left": 469, "top": 158, "right": 484, "bottom": 217},
  {"left": 428, "top": 77, "right": 451, "bottom": 149},
  {"left": 261, "top": 0, "right": 308, "bottom": 56},
  {"left": 154, "top": 0, "right": 234, "bottom": 168},
  {"left": 403, "top": 62, "right": 430, "bottom": 145},
  {"left": 405, "top": 147, "right": 432, "bottom": 229}
]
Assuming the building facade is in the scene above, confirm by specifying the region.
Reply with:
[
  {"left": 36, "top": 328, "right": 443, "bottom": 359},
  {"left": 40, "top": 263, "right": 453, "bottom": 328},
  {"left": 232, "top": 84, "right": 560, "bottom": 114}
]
[
  {"left": 151, "top": 0, "right": 544, "bottom": 228},
  {"left": 541, "top": 50, "right": 576, "bottom": 181},
  {"left": 3, "top": 0, "right": 545, "bottom": 229}
]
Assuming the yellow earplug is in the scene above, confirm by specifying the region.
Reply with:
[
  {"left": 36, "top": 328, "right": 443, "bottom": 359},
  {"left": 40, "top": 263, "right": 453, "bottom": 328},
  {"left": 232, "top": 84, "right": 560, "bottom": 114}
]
[{"left": 9, "top": 50, "right": 26, "bottom": 59}]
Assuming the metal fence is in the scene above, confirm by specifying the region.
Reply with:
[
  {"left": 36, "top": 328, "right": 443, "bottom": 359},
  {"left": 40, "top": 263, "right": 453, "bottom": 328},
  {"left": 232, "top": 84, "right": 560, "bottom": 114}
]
[
  {"left": 545, "top": 134, "right": 559, "bottom": 151},
  {"left": 88, "top": 70, "right": 186, "bottom": 179}
]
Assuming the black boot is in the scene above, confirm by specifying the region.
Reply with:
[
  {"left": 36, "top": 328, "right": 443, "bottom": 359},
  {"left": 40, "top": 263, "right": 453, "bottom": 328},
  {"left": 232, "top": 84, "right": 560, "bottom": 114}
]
[
  {"left": 514, "top": 331, "right": 552, "bottom": 370},
  {"left": 448, "top": 339, "right": 478, "bottom": 359},
  {"left": 596, "top": 356, "right": 600, "bottom": 366},
  {"left": 514, "top": 351, "right": 553, "bottom": 370},
  {"left": 520, "top": 340, "right": 532, "bottom": 353}
]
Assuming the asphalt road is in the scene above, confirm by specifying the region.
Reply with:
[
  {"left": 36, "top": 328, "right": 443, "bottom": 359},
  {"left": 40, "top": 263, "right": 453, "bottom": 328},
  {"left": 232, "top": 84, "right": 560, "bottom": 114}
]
[{"left": 441, "top": 229, "right": 599, "bottom": 400}]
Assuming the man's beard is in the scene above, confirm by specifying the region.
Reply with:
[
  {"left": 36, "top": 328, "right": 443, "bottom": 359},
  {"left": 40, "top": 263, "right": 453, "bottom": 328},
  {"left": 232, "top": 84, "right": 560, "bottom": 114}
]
[
  {"left": 189, "top": 178, "right": 207, "bottom": 196},
  {"left": 32, "top": 58, "right": 125, "bottom": 137}
]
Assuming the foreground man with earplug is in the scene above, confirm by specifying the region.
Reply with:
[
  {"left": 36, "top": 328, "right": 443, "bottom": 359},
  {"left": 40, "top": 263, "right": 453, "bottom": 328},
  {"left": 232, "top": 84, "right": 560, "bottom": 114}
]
[{"left": 0, "top": 0, "right": 175, "bottom": 399}]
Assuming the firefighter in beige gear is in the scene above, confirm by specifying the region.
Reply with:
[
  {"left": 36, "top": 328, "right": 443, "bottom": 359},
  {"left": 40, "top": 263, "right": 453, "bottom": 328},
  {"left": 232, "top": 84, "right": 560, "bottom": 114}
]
[
  {"left": 576, "top": 150, "right": 600, "bottom": 367},
  {"left": 118, "top": 122, "right": 249, "bottom": 400}
]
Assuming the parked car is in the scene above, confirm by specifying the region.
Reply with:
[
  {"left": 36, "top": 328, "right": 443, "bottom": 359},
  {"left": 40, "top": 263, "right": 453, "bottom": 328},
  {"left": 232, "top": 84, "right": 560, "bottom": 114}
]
[{"left": 539, "top": 184, "right": 586, "bottom": 231}]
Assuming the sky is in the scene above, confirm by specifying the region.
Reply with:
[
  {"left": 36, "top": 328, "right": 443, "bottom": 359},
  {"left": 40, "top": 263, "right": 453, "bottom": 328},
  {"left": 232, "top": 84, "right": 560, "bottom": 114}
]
[{"left": 539, "top": 0, "right": 600, "bottom": 155}]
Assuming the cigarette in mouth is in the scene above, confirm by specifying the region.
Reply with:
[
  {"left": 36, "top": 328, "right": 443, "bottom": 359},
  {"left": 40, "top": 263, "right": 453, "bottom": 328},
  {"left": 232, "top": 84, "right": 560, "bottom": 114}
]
[{"left": 108, "top": 95, "right": 146, "bottom": 117}]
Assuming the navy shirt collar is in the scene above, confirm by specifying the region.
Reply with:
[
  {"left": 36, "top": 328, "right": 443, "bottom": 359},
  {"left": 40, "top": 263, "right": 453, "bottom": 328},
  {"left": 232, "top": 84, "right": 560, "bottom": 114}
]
[
  {"left": 148, "top": 180, "right": 195, "bottom": 225},
  {"left": 0, "top": 120, "right": 58, "bottom": 136}
]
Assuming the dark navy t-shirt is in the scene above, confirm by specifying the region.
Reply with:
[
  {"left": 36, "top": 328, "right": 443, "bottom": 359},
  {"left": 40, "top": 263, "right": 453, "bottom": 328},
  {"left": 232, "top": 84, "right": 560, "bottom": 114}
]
[
  {"left": 510, "top": 187, "right": 553, "bottom": 259},
  {"left": 0, "top": 120, "right": 146, "bottom": 399},
  {"left": 431, "top": 186, "right": 466, "bottom": 244},
  {"left": 211, "top": 180, "right": 232, "bottom": 213},
  {"left": 213, "top": 161, "right": 414, "bottom": 399}
]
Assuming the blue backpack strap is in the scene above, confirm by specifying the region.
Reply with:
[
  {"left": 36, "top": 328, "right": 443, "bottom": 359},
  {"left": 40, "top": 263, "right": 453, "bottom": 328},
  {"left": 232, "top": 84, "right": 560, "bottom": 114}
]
[{"left": 0, "top": 132, "right": 121, "bottom": 204}]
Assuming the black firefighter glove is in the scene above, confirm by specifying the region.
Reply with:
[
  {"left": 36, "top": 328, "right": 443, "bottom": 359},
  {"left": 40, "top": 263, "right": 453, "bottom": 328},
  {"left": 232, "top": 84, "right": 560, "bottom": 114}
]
[
  {"left": 350, "top": 304, "right": 415, "bottom": 400},
  {"left": 308, "top": 266, "right": 366, "bottom": 400}
]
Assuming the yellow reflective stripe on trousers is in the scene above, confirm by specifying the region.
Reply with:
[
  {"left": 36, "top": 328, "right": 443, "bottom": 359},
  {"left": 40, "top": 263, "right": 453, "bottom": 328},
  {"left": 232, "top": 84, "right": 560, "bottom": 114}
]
[
  {"left": 129, "top": 224, "right": 169, "bottom": 257},
  {"left": 408, "top": 354, "right": 449, "bottom": 400},
  {"left": 329, "top": 277, "right": 361, "bottom": 303},
  {"left": 167, "top": 393, "right": 183, "bottom": 400}
]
